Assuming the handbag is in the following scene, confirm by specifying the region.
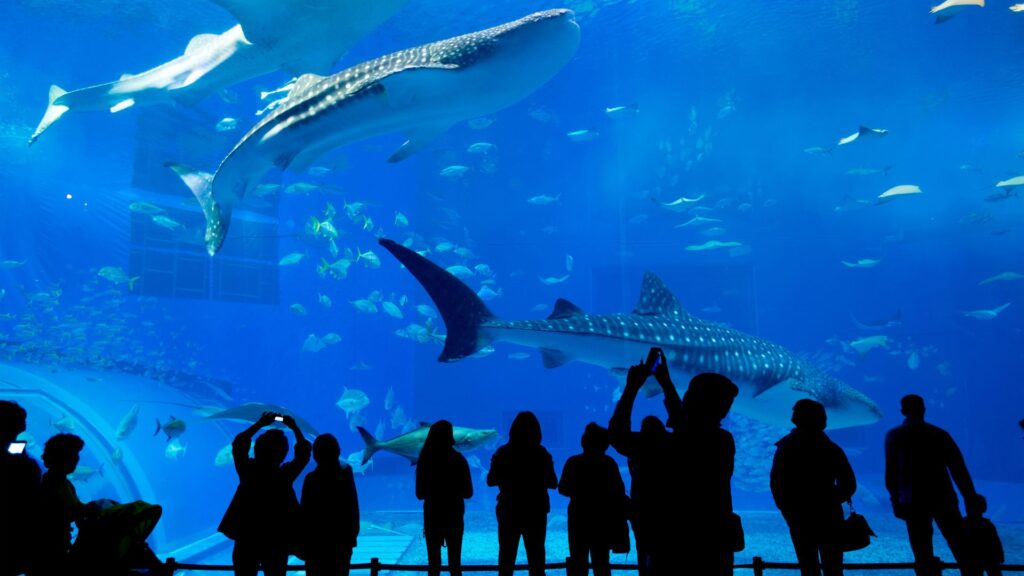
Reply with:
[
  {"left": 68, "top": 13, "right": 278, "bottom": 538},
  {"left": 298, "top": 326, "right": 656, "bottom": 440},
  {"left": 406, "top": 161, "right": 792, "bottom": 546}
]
[
  {"left": 839, "top": 501, "right": 876, "bottom": 552},
  {"left": 726, "top": 512, "right": 745, "bottom": 552}
]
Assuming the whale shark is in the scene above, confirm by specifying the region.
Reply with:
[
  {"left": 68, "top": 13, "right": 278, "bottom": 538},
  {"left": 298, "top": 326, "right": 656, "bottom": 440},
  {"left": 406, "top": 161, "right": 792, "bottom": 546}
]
[
  {"left": 170, "top": 9, "right": 581, "bottom": 256},
  {"left": 29, "top": 0, "right": 409, "bottom": 145},
  {"left": 378, "top": 238, "right": 883, "bottom": 429}
]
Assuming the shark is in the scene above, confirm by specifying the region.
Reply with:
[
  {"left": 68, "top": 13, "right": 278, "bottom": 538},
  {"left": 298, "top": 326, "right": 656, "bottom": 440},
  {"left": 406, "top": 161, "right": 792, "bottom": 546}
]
[
  {"left": 357, "top": 423, "right": 499, "bottom": 465},
  {"left": 378, "top": 238, "right": 883, "bottom": 429},
  {"left": 29, "top": 0, "right": 409, "bottom": 145},
  {"left": 170, "top": 9, "right": 581, "bottom": 256}
]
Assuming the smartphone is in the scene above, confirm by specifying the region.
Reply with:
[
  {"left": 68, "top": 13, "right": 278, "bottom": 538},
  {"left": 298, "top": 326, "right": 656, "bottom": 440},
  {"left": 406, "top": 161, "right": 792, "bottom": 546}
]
[
  {"left": 8, "top": 441, "right": 26, "bottom": 455},
  {"left": 274, "top": 416, "right": 285, "bottom": 422},
  {"left": 650, "top": 353, "right": 662, "bottom": 374}
]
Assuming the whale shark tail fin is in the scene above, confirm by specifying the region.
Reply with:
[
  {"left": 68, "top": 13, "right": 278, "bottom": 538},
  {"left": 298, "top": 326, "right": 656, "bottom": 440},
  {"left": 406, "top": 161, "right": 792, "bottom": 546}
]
[
  {"left": 379, "top": 238, "right": 496, "bottom": 362},
  {"left": 165, "top": 162, "right": 230, "bottom": 256},
  {"left": 29, "top": 85, "right": 70, "bottom": 146}
]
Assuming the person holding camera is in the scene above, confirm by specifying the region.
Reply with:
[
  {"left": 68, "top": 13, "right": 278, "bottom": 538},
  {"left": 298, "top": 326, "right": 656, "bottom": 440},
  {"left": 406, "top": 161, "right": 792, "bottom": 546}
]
[
  {"left": 0, "top": 400, "right": 41, "bottom": 576},
  {"left": 219, "top": 411, "right": 311, "bottom": 576}
]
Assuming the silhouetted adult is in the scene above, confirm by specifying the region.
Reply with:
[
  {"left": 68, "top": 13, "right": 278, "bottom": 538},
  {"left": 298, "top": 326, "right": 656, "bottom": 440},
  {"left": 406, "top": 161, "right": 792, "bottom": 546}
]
[
  {"left": 609, "top": 379, "right": 671, "bottom": 576},
  {"left": 771, "top": 399, "right": 856, "bottom": 576},
  {"left": 35, "top": 433, "right": 94, "bottom": 576},
  {"left": 417, "top": 421, "right": 473, "bottom": 576},
  {"left": 0, "top": 400, "right": 41, "bottom": 576},
  {"left": 300, "top": 434, "right": 359, "bottom": 576},
  {"left": 617, "top": 348, "right": 738, "bottom": 576},
  {"left": 487, "top": 411, "right": 558, "bottom": 576},
  {"left": 219, "top": 412, "right": 311, "bottom": 576},
  {"left": 885, "top": 394, "right": 980, "bottom": 576},
  {"left": 558, "top": 422, "right": 627, "bottom": 576}
]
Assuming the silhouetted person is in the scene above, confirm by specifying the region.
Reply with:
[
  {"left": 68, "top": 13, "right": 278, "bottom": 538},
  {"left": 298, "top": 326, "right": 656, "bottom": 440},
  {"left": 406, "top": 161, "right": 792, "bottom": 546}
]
[
  {"left": 488, "top": 411, "right": 558, "bottom": 576},
  {"left": 885, "top": 394, "right": 980, "bottom": 576},
  {"left": 300, "top": 434, "right": 359, "bottom": 576},
  {"left": 617, "top": 415, "right": 668, "bottom": 576},
  {"left": 219, "top": 412, "right": 311, "bottom": 576},
  {"left": 417, "top": 421, "right": 473, "bottom": 576},
  {"left": 558, "top": 422, "right": 627, "bottom": 576},
  {"left": 964, "top": 495, "right": 1003, "bottom": 576},
  {"left": 771, "top": 399, "right": 856, "bottom": 576},
  {"left": 617, "top": 348, "right": 738, "bottom": 576},
  {"left": 0, "top": 400, "right": 41, "bottom": 576},
  {"left": 35, "top": 433, "right": 95, "bottom": 576}
]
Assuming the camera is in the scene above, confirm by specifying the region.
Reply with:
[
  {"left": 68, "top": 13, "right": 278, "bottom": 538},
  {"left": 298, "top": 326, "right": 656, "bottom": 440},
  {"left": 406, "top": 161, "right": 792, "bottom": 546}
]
[
  {"left": 274, "top": 416, "right": 285, "bottom": 422},
  {"left": 8, "top": 441, "right": 27, "bottom": 455}
]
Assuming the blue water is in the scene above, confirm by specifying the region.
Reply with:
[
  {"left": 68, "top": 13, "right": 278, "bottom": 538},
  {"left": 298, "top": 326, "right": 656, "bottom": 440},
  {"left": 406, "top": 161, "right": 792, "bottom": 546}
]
[{"left": 1, "top": 0, "right": 1022, "bottom": 566}]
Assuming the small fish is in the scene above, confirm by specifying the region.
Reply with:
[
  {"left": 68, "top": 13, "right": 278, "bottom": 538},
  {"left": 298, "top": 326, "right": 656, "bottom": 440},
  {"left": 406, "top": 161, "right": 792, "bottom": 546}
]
[
  {"left": 978, "top": 271, "right": 1024, "bottom": 285},
  {"left": 384, "top": 386, "right": 396, "bottom": 411},
  {"left": 685, "top": 240, "right": 743, "bottom": 251},
  {"left": 129, "top": 202, "right": 164, "bottom": 214},
  {"left": 655, "top": 194, "right": 706, "bottom": 211},
  {"left": 467, "top": 142, "right": 496, "bottom": 154},
  {"left": 289, "top": 303, "right": 307, "bottom": 316},
  {"left": 52, "top": 414, "right": 77, "bottom": 433},
  {"left": 318, "top": 293, "right": 332, "bottom": 308},
  {"left": 110, "top": 446, "right": 123, "bottom": 466},
  {"left": 477, "top": 285, "right": 501, "bottom": 301},
  {"left": 154, "top": 416, "right": 186, "bottom": 442},
  {"left": 842, "top": 259, "right": 881, "bottom": 269},
  {"left": 702, "top": 226, "right": 728, "bottom": 237},
  {"left": 394, "top": 212, "right": 409, "bottom": 227},
  {"left": 214, "top": 444, "right": 235, "bottom": 467},
  {"left": 1011, "top": 3, "right": 1024, "bottom": 11},
  {"left": 435, "top": 241, "right": 455, "bottom": 253},
  {"left": 849, "top": 335, "right": 889, "bottom": 355},
  {"left": 567, "top": 129, "right": 599, "bottom": 142},
  {"left": 962, "top": 302, "right": 1011, "bottom": 320},
  {"left": 352, "top": 299, "right": 378, "bottom": 314},
  {"left": 837, "top": 126, "right": 888, "bottom": 146},
  {"left": 97, "top": 266, "right": 139, "bottom": 290},
  {"left": 215, "top": 117, "right": 238, "bottom": 132},
  {"left": 674, "top": 215, "right": 723, "bottom": 228},
  {"left": 302, "top": 334, "right": 326, "bottom": 353},
  {"left": 357, "top": 249, "right": 381, "bottom": 269},
  {"left": 440, "top": 165, "right": 470, "bottom": 178},
  {"left": 538, "top": 274, "right": 570, "bottom": 285},
  {"left": 382, "top": 301, "right": 404, "bottom": 319},
  {"left": 151, "top": 215, "right": 183, "bottom": 230},
  {"left": 69, "top": 464, "right": 104, "bottom": 483},
  {"left": 846, "top": 166, "right": 892, "bottom": 176},
  {"left": 350, "top": 360, "right": 373, "bottom": 371},
  {"left": 446, "top": 265, "right": 475, "bottom": 280},
  {"left": 279, "top": 252, "right": 304, "bottom": 266},
  {"left": 565, "top": 254, "right": 574, "bottom": 272},
  {"left": 346, "top": 451, "right": 373, "bottom": 475},
  {"left": 454, "top": 247, "right": 477, "bottom": 259},
  {"left": 474, "top": 264, "right": 494, "bottom": 277},
  {"left": 164, "top": 439, "right": 187, "bottom": 461},
  {"left": 115, "top": 404, "right": 140, "bottom": 441},
  {"left": 907, "top": 351, "right": 921, "bottom": 371},
  {"left": 322, "top": 333, "right": 342, "bottom": 346},
  {"left": 307, "top": 166, "right": 331, "bottom": 176},
  {"left": 527, "top": 194, "right": 561, "bottom": 205},
  {"left": 605, "top": 104, "right": 639, "bottom": 120},
  {"left": 252, "top": 184, "right": 280, "bottom": 198},
  {"left": 416, "top": 304, "right": 438, "bottom": 319},
  {"left": 318, "top": 258, "right": 351, "bottom": 280},
  {"left": 877, "top": 184, "right": 922, "bottom": 203},
  {"left": 337, "top": 387, "right": 370, "bottom": 418},
  {"left": 803, "top": 146, "right": 833, "bottom": 156}
]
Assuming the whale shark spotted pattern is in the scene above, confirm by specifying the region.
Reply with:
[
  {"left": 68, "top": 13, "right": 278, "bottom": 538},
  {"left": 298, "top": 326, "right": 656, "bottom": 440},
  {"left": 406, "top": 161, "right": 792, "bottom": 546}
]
[
  {"left": 171, "top": 9, "right": 581, "bottom": 256},
  {"left": 379, "top": 238, "right": 882, "bottom": 429}
]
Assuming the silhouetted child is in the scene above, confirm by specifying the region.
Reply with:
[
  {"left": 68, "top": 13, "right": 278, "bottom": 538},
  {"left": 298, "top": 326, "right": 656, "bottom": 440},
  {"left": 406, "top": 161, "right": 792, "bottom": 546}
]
[
  {"left": 558, "top": 422, "right": 628, "bottom": 576},
  {"left": 300, "top": 434, "right": 359, "bottom": 576},
  {"left": 488, "top": 411, "right": 558, "bottom": 576},
  {"left": 416, "top": 421, "right": 473, "bottom": 576},
  {"left": 219, "top": 412, "right": 310, "bottom": 576},
  {"left": 965, "top": 495, "right": 1004, "bottom": 576},
  {"left": 36, "top": 433, "right": 94, "bottom": 576},
  {"left": 0, "top": 400, "right": 41, "bottom": 576}
]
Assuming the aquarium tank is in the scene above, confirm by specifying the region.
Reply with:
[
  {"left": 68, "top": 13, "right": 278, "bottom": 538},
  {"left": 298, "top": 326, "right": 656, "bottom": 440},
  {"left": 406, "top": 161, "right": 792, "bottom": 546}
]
[{"left": 0, "top": 0, "right": 1021, "bottom": 572}]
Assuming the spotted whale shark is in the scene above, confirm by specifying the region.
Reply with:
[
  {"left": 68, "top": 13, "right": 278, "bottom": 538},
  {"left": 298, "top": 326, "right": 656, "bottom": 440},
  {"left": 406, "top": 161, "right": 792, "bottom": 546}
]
[
  {"left": 170, "top": 9, "right": 581, "bottom": 256},
  {"left": 29, "top": 0, "right": 409, "bottom": 145},
  {"left": 379, "top": 238, "right": 882, "bottom": 429}
]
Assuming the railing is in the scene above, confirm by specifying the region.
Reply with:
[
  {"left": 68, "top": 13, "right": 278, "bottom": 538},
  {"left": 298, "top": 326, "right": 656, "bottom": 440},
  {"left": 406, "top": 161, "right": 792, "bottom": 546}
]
[{"left": 163, "top": 557, "right": 1024, "bottom": 574}]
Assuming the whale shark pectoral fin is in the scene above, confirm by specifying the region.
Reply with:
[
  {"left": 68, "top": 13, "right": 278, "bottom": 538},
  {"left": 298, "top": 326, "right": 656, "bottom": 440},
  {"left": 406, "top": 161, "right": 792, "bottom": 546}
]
[
  {"left": 29, "top": 85, "right": 69, "bottom": 146},
  {"left": 388, "top": 121, "right": 452, "bottom": 163},
  {"left": 539, "top": 348, "right": 571, "bottom": 368}
]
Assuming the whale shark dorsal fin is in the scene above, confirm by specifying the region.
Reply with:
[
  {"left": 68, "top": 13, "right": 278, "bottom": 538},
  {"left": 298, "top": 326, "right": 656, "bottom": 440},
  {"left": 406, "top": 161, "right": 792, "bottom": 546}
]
[
  {"left": 633, "top": 272, "right": 685, "bottom": 316},
  {"left": 539, "top": 347, "right": 571, "bottom": 368},
  {"left": 547, "top": 298, "right": 585, "bottom": 320},
  {"left": 185, "top": 33, "right": 220, "bottom": 55}
]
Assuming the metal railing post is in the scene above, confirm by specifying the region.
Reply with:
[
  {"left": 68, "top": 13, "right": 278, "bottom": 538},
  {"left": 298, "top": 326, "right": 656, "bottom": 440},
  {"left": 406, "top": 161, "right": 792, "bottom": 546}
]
[
  {"left": 753, "top": 556, "right": 765, "bottom": 576},
  {"left": 166, "top": 557, "right": 176, "bottom": 574},
  {"left": 370, "top": 557, "right": 380, "bottom": 576}
]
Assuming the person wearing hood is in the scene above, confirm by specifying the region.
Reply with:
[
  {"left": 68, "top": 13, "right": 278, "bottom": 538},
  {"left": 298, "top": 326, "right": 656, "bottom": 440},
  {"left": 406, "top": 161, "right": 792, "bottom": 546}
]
[{"left": 771, "top": 399, "right": 856, "bottom": 576}]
